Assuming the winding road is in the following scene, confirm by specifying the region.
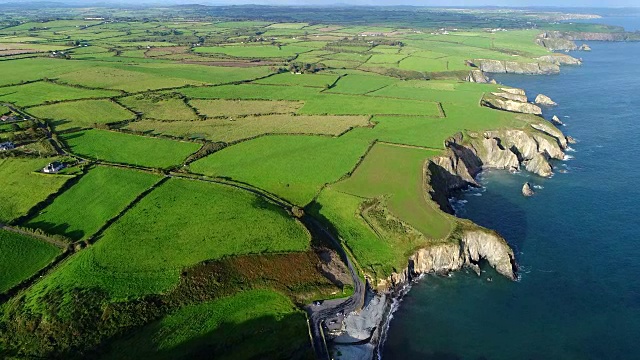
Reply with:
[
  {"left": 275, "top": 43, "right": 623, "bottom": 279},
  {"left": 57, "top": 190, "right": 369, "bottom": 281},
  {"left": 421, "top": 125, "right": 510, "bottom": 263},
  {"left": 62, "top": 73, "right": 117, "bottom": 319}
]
[{"left": 303, "top": 217, "right": 365, "bottom": 360}]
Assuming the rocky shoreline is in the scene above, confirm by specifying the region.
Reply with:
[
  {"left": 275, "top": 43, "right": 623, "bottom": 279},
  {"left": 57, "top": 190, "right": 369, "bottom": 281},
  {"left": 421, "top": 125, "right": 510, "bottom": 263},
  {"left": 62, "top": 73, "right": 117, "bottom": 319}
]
[{"left": 330, "top": 83, "right": 570, "bottom": 359}]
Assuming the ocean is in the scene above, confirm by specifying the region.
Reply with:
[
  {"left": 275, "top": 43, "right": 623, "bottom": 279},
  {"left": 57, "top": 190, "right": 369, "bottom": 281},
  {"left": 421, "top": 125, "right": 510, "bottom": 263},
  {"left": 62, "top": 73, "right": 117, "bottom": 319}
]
[{"left": 381, "top": 19, "right": 640, "bottom": 360}]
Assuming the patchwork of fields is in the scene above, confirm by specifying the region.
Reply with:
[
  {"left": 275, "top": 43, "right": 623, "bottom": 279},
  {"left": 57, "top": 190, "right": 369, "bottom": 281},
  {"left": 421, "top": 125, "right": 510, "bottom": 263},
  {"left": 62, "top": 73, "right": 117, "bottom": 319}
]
[{"left": 0, "top": 10, "right": 578, "bottom": 359}]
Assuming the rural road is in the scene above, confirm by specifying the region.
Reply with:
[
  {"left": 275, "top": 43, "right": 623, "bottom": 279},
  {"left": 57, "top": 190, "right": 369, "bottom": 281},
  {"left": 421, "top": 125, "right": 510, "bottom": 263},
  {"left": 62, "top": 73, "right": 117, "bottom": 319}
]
[{"left": 304, "top": 217, "right": 365, "bottom": 360}]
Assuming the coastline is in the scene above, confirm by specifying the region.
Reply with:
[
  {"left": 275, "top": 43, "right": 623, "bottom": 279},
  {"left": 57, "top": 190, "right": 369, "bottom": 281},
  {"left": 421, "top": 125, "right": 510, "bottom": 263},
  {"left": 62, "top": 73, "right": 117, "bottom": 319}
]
[{"left": 329, "top": 50, "right": 583, "bottom": 360}]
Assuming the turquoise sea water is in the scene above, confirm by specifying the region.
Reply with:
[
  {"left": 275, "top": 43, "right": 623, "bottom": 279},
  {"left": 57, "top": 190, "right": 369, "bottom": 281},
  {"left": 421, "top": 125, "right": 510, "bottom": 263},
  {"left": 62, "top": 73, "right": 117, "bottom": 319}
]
[{"left": 381, "top": 28, "right": 640, "bottom": 360}]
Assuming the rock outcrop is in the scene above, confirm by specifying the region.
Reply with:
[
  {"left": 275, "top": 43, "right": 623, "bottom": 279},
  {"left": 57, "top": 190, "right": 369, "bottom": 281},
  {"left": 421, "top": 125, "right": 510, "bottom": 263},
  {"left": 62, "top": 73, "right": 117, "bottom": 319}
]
[
  {"left": 567, "top": 135, "right": 577, "bottom": 144},
  {"left": 535, "top": 94, "right": 557, "bottom": 106},
  {"left": 551, "top": 115, "right": 564, "bottom": 126},
  {"left": 535, "top": 33, "right": 578, "bottom": 51},
  {"left": 537, "top": 54, "right": 582, "bottom": 66},
  {"left": 466, "top": 69, "right": 489, "bottom": 83},
  {"left": 483, "top": 95, "right": 542, "bottom": 115},
  {"left": 473, "top": 59, "right": 560, "bottom": 75},
  {"left": 522, "top": 182, "right": 534, "bottom": 196},
  {"left": 492, "top": 91, "right": 527, "bottom": 103},
  {"left": 500, "top": 87, "right": 526, "bottom": 96},
  {"left": 579, "top": 43, "right": 592, "bottom": 51}
]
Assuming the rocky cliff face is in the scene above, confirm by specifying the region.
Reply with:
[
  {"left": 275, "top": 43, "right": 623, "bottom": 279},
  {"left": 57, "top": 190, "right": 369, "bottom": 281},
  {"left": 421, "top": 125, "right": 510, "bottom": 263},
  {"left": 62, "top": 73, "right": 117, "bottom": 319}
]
[
  {"left": 466, "top": 69, "right": 489, "bottom": 83},
  {"left": 379, "top": 125, "right": 567, "bottom": 291},
  {"left": 482, "top": 95, "right": 543, "bottom": 115},
  {"left": 473, "top": 59, "right": 560, "bottom": 75}
]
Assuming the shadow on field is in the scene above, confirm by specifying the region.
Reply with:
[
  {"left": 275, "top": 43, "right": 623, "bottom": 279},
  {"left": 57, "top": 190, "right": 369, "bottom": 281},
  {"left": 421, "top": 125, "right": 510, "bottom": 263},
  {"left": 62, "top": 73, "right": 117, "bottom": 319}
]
[
  {"left": 24, "top": 220, "right": 84, "bottom": 240},
  {"left": 101, "top": 313, "right": 314, "bottom": 360}
]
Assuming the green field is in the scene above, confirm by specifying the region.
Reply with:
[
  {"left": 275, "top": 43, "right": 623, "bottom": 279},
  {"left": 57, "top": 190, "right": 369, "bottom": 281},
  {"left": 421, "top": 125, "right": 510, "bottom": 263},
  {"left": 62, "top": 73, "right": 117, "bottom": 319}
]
[
  {"left": 253, "top": 72, "right": 339, "bottom": 88},
  {"left": 125, "top": 114, "right": 370, "bottom": 142},
  {"left": 27, "top": 178, "right": 310, "bottom": 297},
  {"left": 0, "top": 229, "right": 61, "bottom": 293},
  {"left": 326, "top": 73, "right": 397, "bottom": 94},
  {"left": 61, "top": 129, "right": 201, "bottom": 168},
  {"left": 120, "top": 94, "right": 197, "bottom": 121},
  {"left": 0, "top": 82, "right": 120, "bottom": 107},
  {"left": 194, "top": 44, "right": 312, "bottom": 58},
  {"left": 27, "top": 100, "right": 135, "bottom": 131},
  {"left": 102, "top": 289, "right": 310, "bottom": 360},
  {"left": 189, "top": 99, "right": 303, "bottom": 117},
  {"left": 0, "top": 158, "right": 71, "bottom": 223},
  {"left": 24, "top": 166, "right": 160, "bottom": 241}
]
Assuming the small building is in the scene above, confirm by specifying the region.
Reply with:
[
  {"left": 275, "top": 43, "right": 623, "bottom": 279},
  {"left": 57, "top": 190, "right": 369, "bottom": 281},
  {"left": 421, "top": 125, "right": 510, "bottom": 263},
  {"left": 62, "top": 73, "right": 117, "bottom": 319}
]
[
  {"left": 0, "top": 115, "right": 14, "bottom": 122},
  {"left": 43, "top": 161, "right": 64, "bottom": 173},
  {"left": 0, "top": 142, "right": 14, "bottom": 151}
]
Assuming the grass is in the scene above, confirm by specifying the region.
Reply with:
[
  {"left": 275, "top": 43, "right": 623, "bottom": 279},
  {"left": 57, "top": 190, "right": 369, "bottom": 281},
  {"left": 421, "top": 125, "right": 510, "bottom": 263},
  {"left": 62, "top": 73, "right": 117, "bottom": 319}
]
[
  {"left": 326, "top": 73, "right": 397, "bottom": 94},
  {"left": 0, "top": 229, "right": 61, "bottom": 293},
  {"left": 120, "top": 94, "right": 197, "bottom": 121},
  {"left": 24, "top": 166, "right": 161, "bottom": 241},
  {"left": 125, "top": 114, "right": 370, "bottom": 142},
  {"left": 27, "top": 100, "right": 135, "bottom": 131},
  {"left": 299, "top": 94, "right": 442, "bottom": 117},
  {"left": 189, "top": 99, "right": 303, "bottom": 117},
  {"left": 0, "top": 82, "right": 120, "bottom": 107},
  {"left": 27, "top": 178, "right": 310, "bottom": 297},
  {"left": 253, "top": 73, "right": 339, "bottom": 88},
  {"left": 61, "top": 129, "right": 201, "bottom": 169},
  {"left": 194, "top": 44, "right": 312, "bottom": 58},
  {"left": 0, "top": 158, "right": 71, "bottom": 223},
  {"left": 190, "top": 133, "right": 372, "bottom": 205},
  {"left": 101, "top": 289, "right": 311, "bottom": 360}
]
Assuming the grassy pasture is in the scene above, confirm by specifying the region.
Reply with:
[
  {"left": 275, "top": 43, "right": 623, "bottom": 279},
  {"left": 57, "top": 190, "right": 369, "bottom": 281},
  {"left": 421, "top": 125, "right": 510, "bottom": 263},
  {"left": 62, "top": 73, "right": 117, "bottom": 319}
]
[
  {"left": 189, "top": 99, "right": 303, "bottom": 117},
  {"left": 28, "top": 178, "right": 310, "bottom": 297},
  {"left": 194, "top": 44, "right": 312, "bottom": 58},
  {"left": 190, "top": 133, "right": 372, "bottom": 205},
  {"left": 0, "top": 229, "right": 61, "bottom": 293},
  {"left": 0, "top": 158, "right": 71, "bottom": 223},
  {"left": 299, "top": 94, "right": 442, "bottom": 117},
  {"left": 0, "top": 82, "right": 119, "bottom": 107},
  {"left": 326, "top": 73, "right": 397, "bottom": 94},
  {"left": 180, "top": 84, "right": 323, "bottom": 101},
  {"left": 120, "top": 94, "right": 196, "bottom": 121},
  {"left": 102, "top": 289, "right": 310, "bottom": 360},
  {"left": 125, "top": 114, "right": 370, "bottom": 142},
  {"left": 253, "top": 73, "right": 339, "bottom": 88},
  {"left": 61, "top": 130, "right": 200, "bottom": 168},
  {"left": 27, "top": 99, "right": 135, "bottom": 131},
  {"left": 24, "top": 166, "right": 160, "bottom": 241}
]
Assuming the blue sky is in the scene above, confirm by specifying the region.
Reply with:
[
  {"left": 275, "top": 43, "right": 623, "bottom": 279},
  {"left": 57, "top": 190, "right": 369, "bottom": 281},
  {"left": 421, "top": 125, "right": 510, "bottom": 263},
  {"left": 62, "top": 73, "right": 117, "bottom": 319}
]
[{"left": 211, "top": 0, "right": 639, "bottom": 6}]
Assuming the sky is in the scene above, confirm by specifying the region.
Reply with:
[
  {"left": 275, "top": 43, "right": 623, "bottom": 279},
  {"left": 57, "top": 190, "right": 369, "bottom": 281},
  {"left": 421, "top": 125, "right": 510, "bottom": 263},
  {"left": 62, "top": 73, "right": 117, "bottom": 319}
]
[{"left": 206, "top": 0, "right": 638, "bottom": 6}]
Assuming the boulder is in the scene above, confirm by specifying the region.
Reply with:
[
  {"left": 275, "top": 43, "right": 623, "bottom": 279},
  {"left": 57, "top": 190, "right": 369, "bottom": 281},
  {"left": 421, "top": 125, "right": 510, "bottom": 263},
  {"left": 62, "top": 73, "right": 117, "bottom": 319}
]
[
  {"left": 551, "top": 115, "right": 564, "bottom": 125},
  {"left": 579, "top": 43, "right": 592, "bottom": 51},
  {"left": 567, "top": 135, "right": 577, "bottom": 144},
  {"left": 535, "top": 94, "right": 557, "bottom": 106},
  {"left": 522, "top": 182, "right": 535, "bottom": 197}
]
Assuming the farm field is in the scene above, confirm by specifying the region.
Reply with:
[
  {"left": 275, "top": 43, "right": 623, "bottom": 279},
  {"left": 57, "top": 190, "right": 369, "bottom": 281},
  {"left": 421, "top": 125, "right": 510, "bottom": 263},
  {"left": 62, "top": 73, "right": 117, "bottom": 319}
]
[
  {"left": 0, "top": 229, "right": 61, "bottom": 293},
  {"left": 120, "top": 94, "right": 197, "bottom": 121},
  {"left": 24, "top": 166, "right": 161, "bottom": 241},
  {"left": 0, "top": 7, "right": 589, "bottom": 359},
  {"left": 27, "top": 99, "right": 135, "bottom": 131},
  {"left": 102, "top": 289, "right": 311, "bottom": 360},
  {"left": 61, "top": 129, "right": 201, "bottom": 168},
  {"left": 25, "top": 178, "right": 310, "bottom": 298},
  {"left": 126, "top": 114, "right": 370, "bottom": 142},
  {"left": 189, "top": 99, "right": 304, "bottom": 117},
  {"left": 0, "top": 158, "right": 71, "bottom": 223},
  {"left": 0, "top": 81, "right": 120, "bottom": 107}
]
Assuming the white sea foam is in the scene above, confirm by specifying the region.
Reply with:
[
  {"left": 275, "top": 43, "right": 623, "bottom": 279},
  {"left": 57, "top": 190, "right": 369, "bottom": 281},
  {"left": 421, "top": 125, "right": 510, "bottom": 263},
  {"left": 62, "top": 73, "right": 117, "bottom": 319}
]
[
  {"left": 565, "top": 147, "right": 576, "bottom": 152},
  {"left": 533, "top": 185, "right": 544, "bottom": 189},
  {"left": 563, "top": 154, "right": 574, "bottom": 161}
]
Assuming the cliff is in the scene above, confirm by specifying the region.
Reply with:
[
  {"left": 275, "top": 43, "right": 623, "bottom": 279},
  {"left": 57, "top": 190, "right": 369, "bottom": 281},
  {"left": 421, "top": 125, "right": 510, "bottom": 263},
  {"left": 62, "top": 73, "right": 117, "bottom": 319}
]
[
  {"left": 376, "top": 124, "right": 566, "bottom": 292},
  {"left": 536, "top": 31, "right": 640, "bottom": 52},
  {"left": 473, "top": 59, "right": 560, "bottom": 75},
  {"left": 482, "top": 92, "right": 543, "bottom": 115}
]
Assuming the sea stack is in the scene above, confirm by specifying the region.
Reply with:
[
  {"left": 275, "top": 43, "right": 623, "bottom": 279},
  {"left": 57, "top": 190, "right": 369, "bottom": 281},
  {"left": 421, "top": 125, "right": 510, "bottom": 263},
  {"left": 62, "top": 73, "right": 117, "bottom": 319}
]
[
  {"left": 579, "top": 43, "right": 592, "bottom": 51},
  {"left": 535, "top": 94, "right": 558, "bottom": 106},
  {"left": 522, "top": 182, "right": 535, "bottom": 197},
  {"left": 567, "top": 136, "right": 577, "bottom": 144},
  {"left": 551, "top": 115, "right": 564, "bottom": 125}
]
